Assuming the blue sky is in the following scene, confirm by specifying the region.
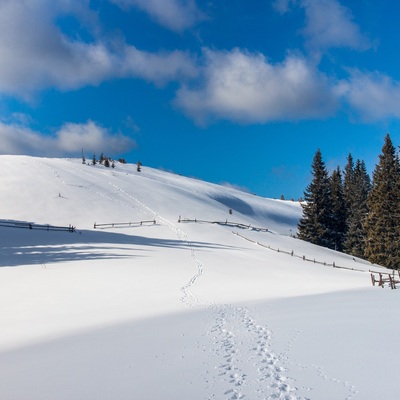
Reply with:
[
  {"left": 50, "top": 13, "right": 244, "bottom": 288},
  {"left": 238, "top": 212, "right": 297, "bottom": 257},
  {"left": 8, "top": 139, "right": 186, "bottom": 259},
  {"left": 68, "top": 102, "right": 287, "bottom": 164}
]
[{"left": 1, "top": 0, "right": 400, "bottom": 199}]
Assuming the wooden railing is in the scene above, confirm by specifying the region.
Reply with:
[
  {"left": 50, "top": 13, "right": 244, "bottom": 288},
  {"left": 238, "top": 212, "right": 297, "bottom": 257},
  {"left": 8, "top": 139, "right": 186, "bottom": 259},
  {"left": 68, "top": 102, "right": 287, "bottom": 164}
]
[
  {"left": 0, "top": 220, "right": 76, "bottom": 232},
  {"left": 93, "top": 220, "right": 156, "bottom": 229},
  {"left": 178, "top": 217, "right": 269, "bottom": 232}
]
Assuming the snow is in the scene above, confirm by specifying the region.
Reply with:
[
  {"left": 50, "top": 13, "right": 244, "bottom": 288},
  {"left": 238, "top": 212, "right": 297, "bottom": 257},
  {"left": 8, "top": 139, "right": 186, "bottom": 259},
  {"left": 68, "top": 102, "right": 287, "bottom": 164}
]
[{"left": 0, "top": 155, "right": 399, "bottom": 399}]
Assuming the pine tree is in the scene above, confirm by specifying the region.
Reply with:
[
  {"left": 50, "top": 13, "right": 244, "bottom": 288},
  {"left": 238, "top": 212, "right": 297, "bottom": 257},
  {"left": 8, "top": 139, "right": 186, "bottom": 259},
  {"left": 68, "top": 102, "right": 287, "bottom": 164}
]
[
  {"left": 298, "top": 149, "right": 333, "bottom": 248},
  {"left": 344, "top": 159, "right": 371, "bottom": 257},
  {"left": 364, "top": 134, "right": 400, "bottom": 268},
  {"left": 343, "top": 153, "right": 355, "bottom": 211},
  {"left": 329, "top": 167, "right": 347, "bottom": 251}
]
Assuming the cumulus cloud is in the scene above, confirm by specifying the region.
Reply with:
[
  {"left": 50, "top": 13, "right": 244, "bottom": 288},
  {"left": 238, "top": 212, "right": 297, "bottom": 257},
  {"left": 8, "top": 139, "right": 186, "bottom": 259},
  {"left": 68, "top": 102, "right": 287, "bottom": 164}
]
[
  {"left": 338, "top": 71, "right": 400, "bottom": 120},
  {"left": 0, "top": 121, "right": 136, "bottom": 156},
  {"left": 0, "top": 0, "right": 197, "bottom": 96},
  {"left": 175, "top": 48, "right": 338, "bottom": 124},
  {"left": 273, "top": 0, "right": 370, "bottom": 52},
  {"left": 109, "top": 0, "right": 204, "bottom": 32},
  {"left": 301, "top": 0, "right": 370, "bottom": 51}
]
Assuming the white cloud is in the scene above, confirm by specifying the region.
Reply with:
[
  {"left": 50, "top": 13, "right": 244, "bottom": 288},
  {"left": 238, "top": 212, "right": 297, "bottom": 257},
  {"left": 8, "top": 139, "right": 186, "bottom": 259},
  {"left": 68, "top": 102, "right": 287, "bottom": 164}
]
[
  {"left": 0, "top": 121, "right": 136, "bottom": 157},
  {"left": 338, "top": 71, "right": 400, "bottom": 120},
  {"left": 0, "top": 0, "right": 197, "bottom": 97},
  {"left": 109, "top": 0, "right": 204, "bottom": 32},
  {"left": 121, "top": 47, "right": 198, "bottom": 85},
  {"left": 300, "top": 0, "right": 370, "bottom": 51},
  {"left": 272, "top": 0, "right": 298, "bottom": 14},
  {"left": 175, "top": 48, "right": 338, "bottom": 124}
]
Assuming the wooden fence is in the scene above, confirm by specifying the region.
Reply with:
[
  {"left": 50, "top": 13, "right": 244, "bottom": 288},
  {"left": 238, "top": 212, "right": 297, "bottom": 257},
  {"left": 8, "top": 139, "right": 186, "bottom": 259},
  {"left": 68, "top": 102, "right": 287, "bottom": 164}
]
[
  {"left": 370, "top": 270, "right": 400, "bottom": 289},
  {"left": 232, "top": 231, "right": 366, "bottom": 273},
  {"left": 0, "top": 220, "right": 76, "bottom": 232},
  {"left": 178, "top": 217, "right": 269, "bottom": 232},
  {"left": 93, "top": 220, "right": 156, "bottom": 229}
]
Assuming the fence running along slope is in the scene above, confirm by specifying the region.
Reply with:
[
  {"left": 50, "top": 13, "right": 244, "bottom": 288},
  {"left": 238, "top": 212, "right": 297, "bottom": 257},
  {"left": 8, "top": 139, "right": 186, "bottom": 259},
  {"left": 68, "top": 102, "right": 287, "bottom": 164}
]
[
  {"left": 93, "top": 220, "right": 157, "bottom": 229},
  {"left": 0, "top": 220, "right": 76, "bottom": 232}
]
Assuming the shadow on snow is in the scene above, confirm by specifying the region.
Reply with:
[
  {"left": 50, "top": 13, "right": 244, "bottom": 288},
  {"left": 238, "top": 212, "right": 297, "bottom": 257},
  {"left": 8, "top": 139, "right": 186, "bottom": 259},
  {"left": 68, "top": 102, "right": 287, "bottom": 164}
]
[{"left": 0, "top": 221, "right": 235, "bottom": 267}]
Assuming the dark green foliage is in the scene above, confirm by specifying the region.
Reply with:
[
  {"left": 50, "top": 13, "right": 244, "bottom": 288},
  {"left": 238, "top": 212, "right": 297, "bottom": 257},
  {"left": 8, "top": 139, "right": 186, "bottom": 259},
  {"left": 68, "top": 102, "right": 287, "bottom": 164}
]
[
  {"left": 329, "top": 167, "right": 347, "bottom": 251},
  {"left": 104, "top": 158, "right": 110, "bottom": 167},
  {"left": 343, "top": 153, "right": 354, "bottom": 211},
  {"left": 344, "top": 159, "right": 371, "bottom": 257},
  {"left": 363, "top": 134, "right": 400, "bottom": 268},
  {"left": 298, "top": 149, "right": 333, "bottom": 248},
  {"left": 92, "top": 154, "right": 96, "bottom": 165}
]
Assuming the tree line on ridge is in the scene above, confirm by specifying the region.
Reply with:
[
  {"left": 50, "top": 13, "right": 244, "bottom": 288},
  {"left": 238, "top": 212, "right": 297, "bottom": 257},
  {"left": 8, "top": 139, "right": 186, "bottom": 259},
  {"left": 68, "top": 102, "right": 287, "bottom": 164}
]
[{"left": 298, "top": 133, "right": 400, "bottom": 269}]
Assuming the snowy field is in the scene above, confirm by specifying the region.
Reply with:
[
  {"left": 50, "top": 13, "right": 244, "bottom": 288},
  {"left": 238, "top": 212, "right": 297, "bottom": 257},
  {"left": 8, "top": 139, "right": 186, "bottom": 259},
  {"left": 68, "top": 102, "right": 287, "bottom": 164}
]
[{"left": 0, "top": 156, "right": 399, "bottom": 400}]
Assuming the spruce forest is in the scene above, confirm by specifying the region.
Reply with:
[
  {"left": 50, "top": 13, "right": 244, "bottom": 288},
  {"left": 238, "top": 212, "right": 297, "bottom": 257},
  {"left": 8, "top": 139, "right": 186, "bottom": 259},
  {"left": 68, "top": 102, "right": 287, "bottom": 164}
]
[{"left": 298, "top": 133, "right": 400, "bottom": 269}]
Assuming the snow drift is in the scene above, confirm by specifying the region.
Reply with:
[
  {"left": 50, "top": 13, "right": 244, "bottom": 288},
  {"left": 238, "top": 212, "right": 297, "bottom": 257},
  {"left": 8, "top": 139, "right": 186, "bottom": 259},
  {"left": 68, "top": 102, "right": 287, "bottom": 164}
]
[{"left": 0, "top": 156, "right": 399, "bottom": 400}]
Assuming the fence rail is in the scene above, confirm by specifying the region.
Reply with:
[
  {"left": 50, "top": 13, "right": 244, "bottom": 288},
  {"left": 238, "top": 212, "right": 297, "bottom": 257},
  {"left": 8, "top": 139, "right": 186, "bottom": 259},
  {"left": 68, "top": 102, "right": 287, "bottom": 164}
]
[
  {"left": 370, "top": 270, "right": 400, "bottom": 289},
  {"left": 232, "top": 231, "right": 366, "bottom": 273},
  {"left": 178, "top": 217, "right": 269, "bottom": 232},
  {"left": 94, "top": 220, "right": 156, "bottom": 229},
  {"left": 0, "top": 220, "right": 76, "bottom": 232}
]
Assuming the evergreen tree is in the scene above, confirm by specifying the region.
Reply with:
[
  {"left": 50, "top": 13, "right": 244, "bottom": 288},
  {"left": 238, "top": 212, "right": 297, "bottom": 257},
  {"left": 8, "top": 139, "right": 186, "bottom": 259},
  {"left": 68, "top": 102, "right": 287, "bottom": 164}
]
[
  {"left": 329, "top": 167, "right": 347, "bottom": 251},
  {"left": 92, "top": 154, "right": 96, "bottom": 165},
  {"left": 298, "top": 149, "right": 333, "bottom": 248},
  {"left": 344, "top": 159, "right": 371, "bottom": 257},
  {"left": 343, "top": 153, "right": 355, "bottom": 211},
  {"left": 364, "top": 134, "right": 400, "bottom": 268}
]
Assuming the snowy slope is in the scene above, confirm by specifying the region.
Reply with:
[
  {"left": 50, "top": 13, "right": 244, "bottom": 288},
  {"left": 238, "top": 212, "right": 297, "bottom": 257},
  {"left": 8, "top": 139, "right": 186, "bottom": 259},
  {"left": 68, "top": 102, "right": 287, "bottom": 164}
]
[{"left": 0, "top": 156, "right": 399, "bottom": 400}]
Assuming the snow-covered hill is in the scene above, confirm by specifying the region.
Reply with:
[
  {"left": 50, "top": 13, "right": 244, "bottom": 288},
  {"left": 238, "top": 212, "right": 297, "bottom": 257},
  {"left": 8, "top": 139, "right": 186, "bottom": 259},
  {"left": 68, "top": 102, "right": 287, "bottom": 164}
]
[{"left": 0, "top": 156, "right": 399, "bottom": 400}]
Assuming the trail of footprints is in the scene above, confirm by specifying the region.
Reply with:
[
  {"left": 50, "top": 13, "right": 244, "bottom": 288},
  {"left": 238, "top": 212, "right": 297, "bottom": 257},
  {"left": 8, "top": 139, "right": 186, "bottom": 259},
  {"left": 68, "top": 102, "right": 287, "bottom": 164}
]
[
  {"left": 50, "top": 161, "right": 358, "bottom": 400},
  {"left": 209, "top": 305, "right": 300, "bottom": 400}
]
